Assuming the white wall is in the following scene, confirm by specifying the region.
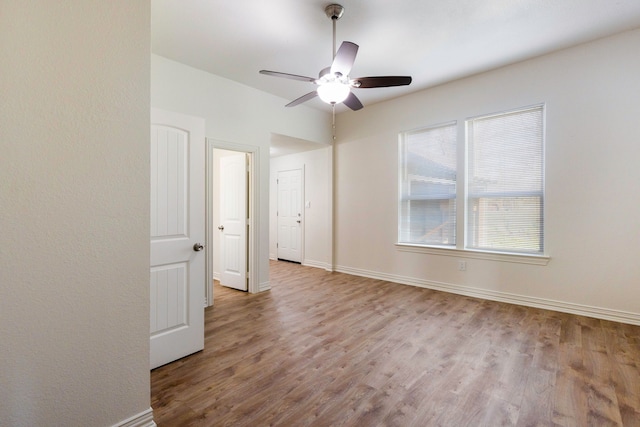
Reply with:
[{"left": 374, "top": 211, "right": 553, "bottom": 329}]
[
  {"left": 0, "top": 2, "right": 151, "bottom": 426},
  {"left": 334, "top": 29, "right": 640, "bottom": 323},
  {"left": 270, "top": 146, "right": 333, "bottom": 269},
  {"left": 151, "top": 55, "right": 332, "bottom": 290}
]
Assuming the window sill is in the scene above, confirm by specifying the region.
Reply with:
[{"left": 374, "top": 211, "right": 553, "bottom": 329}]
[{"left": 395, "top": 243, "right": 550, "bottom": 266}]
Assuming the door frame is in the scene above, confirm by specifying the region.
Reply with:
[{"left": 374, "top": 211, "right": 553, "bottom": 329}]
[{"left": 206, "top": 139, "right": 259, "bottom": 305}]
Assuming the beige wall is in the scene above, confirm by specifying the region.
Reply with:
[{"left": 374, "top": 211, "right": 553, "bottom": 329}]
[
  {"left": 0, "top": 2, "right": 151, "bottom": 426},
  {"left": 334, "top": 29, "right": 640, "bottom": 323}
]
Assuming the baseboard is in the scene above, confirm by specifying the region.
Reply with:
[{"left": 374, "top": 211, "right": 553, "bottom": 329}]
[
  {"left": 334, "top": 265, "right": 640, "bottom": 326},
  {"left": 112, "top": 408, "right": 156, "bottom": 427},
  {"left": 259, "top": 280, "right": 271, "bottom": 292},
  {"left": 270, "top": 256, "right": 333, "bottom": 272},
  {"left": 302, "top": 259, "right": 334, "bottom": 272}
]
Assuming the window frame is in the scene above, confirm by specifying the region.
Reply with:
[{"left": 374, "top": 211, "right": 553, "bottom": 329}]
[{"left": 397, "top": 104, "right": 549, "bottom": 265}]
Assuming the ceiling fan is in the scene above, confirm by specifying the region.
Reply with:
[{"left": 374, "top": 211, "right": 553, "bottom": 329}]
[{"left": 259, "top": 4, "right": 412, "bottom": 111}]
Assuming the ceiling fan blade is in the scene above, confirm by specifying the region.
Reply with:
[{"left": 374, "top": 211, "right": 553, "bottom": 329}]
[
  {"left": 259, "top": 70, "right": 317, "bottom": 83},
  {"left": 343, "top": 92, "right": 363, "bottom": 111},
  {"left": 352, "top": 76, "right": 412, "bottom": 88},
  {"left": 286, "top": 91, "right": 318, "bottom": 107},
  {"left": 330, "top": 41, "right": 359, "bottom": 76}
]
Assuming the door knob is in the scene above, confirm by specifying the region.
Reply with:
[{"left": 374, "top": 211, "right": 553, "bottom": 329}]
[
  {"left": 193, "top": 243, "right": 204, "bottom": 252},
  {"left": 218, "top": 225, "right": 224, "bottom": 231},
  {"left": 296, "top": 220, "right": 301, "bottom": 223}
]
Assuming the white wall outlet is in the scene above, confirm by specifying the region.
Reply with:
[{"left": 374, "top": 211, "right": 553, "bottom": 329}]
[{"left": 458, "top": 260, "right": 467, "bottom": 271}]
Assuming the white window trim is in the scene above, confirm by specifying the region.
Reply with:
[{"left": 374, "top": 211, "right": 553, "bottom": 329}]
[{"left": 395, "top": 243, "right": 550, "bottom": 265}]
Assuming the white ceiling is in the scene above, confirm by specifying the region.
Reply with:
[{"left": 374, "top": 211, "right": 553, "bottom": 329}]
[{"left": 152, "top": 0, "right": 640, "bottom": 114}]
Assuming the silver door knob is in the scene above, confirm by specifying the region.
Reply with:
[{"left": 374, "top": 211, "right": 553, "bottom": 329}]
[
  {"left": 193, "top": 243, "right": 204, "bottom": 252},
  {"left": 218, "top": 225, "right": 224, "bottom": 231}
]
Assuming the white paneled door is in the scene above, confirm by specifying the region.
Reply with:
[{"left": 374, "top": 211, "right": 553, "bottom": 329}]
[
  {"left": 150, "top": 108, "right": 205, "bottom": 369},
  {"left": 277, "top": 169, "right": 303, "bottom": 263},
  {"left": 218, "top": 152, "right": 248, "bottom": 291}
]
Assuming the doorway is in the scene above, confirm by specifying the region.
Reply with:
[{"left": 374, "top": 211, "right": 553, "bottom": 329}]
[
  {"left": 276, "top": 168, "right": 304, "bottom": 263},
  {"left": 216, "top": 149, "right": 249, "bottom": 291},
  {"left": 206, "top": 140, "right": 259, "bottom": 305}
]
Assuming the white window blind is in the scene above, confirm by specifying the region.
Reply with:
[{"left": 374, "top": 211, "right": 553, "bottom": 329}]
[
  {"left": 399, "top": 123, "right": 457, "bottom": 246},
  {"left": 466, "top": 106, "right": 544, "bottom": 254}
]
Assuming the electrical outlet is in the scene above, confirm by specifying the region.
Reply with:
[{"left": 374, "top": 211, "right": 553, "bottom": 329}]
[{"left": 458, "top": 260, "right": 467, "bottom": 271}]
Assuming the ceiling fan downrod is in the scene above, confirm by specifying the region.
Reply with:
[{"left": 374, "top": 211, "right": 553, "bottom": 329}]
[{"left": 325, "top": 4, "right": 344, "bottom": 59}]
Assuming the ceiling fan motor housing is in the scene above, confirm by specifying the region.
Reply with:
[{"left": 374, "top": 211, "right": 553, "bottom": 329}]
[
  {"left": 325, "top": 4, "right": 344, "bottom": 20},
  {"left": 319, "top": 66, "right": 331, "bottom": 79}
]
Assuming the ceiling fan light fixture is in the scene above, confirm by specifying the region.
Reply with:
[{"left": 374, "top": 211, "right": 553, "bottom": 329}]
[
  {"left": 259, "top": 3, "right": 411, "bottom": 110},
  {"left": 317, "top": 81, "right": 350, "bottom": 104}
]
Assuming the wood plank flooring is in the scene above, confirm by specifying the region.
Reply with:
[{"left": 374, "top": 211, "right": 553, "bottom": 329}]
[{"left": 151, "top": 260, "right": 640, "bottom": 426}]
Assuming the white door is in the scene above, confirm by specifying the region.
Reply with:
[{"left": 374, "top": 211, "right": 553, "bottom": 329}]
[
  {"left": 150, "top": 108, "right": 205, "bottom": 369},
  {"left": 277, "top": 169, "right": 303, "bottom": 263},
  {"left": 218, "top": 152, "right": 248, "bottom": 291}
]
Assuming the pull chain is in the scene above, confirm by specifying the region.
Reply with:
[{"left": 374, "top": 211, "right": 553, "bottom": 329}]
[{"left": 332, "top": 105, "right": 336, "bottom": 140}]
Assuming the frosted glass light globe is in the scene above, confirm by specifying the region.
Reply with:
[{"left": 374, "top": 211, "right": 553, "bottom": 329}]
[{"left": 317, "top": 82, "right": 350, "bottom": 104}]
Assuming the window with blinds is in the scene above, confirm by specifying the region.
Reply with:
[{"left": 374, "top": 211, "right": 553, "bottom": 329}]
[
  {"left": 398, "top": 105, "right": 545, "bottom": 256},
  {"left": 466, "top": 105, "right": 544, "bottom": 254},
  {"left": 399, "top": 122, "right": 457, "bottom": 246}
]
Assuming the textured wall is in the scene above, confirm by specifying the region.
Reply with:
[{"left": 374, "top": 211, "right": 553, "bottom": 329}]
[{"left": 0, "top": 2, "right": 151, "bottom": 426}]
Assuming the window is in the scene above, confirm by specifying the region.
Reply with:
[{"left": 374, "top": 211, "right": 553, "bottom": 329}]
[
  {"left": 467, "top": 106, "right": 544, "bottom": 253},
  {"left": 399, "top": 122, "right": 457, "bottom": 246},
  {"left": 399, "top": 105, "right": 545, "bottom": 256}
]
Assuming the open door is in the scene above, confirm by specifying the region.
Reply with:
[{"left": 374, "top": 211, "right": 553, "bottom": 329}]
[
  {"left": 218, "top": 152, "right": 248, "bottom": 291},
  {"left": 150, "top": 108, "right": 205, "bottom": 369}
]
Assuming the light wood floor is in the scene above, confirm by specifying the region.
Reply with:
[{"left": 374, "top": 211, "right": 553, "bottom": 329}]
[{"left": 151, "top": 260, "right": 640, "bottom": 426}]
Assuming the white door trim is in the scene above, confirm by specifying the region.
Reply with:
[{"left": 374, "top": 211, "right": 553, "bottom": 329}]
[{"left": 206, "top": 139, "right": 260, "bottom": 301}]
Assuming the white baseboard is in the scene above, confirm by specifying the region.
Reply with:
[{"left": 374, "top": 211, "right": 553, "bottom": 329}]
[
  {"left": 259, "top": 280, "right": 271, "bottom": 292},
  {"left": 334, "top": 265, "right": 640, "bottom": 326},
  {"left": 112, "top": 408, "right": 156, "bottom": 427},
  {"left": 269, "top": 255, "right": 333, "bottom": 272},
  {"left": 302, "top": 259, "right": 334, "bottom": 272}
]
